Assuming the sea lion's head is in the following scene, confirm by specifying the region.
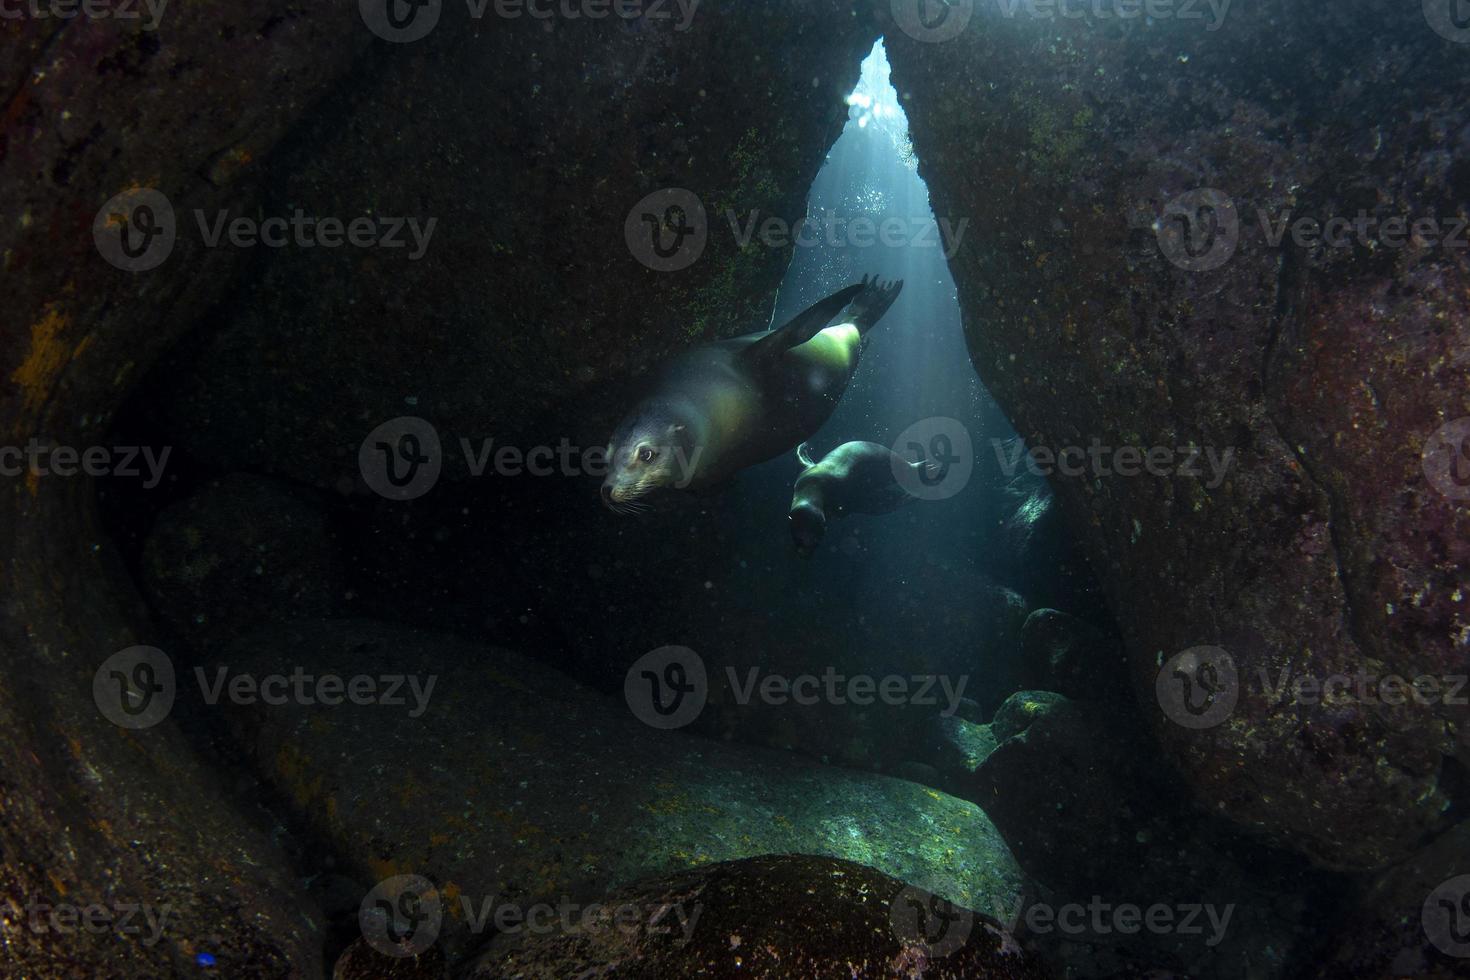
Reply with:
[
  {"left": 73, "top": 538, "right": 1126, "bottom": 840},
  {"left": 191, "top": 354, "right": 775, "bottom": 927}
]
[
  {"left": 788, "top": 500, "right": 827, "bottom": 558},
  {"left": 601, "top": 403, "right": 695, "bottom": 514}
]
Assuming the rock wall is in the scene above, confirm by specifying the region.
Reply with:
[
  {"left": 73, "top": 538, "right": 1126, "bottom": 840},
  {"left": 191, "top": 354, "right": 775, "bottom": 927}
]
[
  {"left": 0, "top": 3, "right": 881, "bottom": 973},
  {"left": 886, "top": 1, "right": 1469, "bottom": 869},
  {"left": 1, "top": 4, "right": 369, "bottom": 973}
]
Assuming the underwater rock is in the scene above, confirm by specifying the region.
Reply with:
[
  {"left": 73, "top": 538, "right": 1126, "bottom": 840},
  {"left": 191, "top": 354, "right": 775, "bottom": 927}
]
[
  {"left": 924, "top": 714, "right": 1000, "bottom": 794},
  {"left": 161, "top": 3, "right": 882, "bottom": 490},
  {"left": 466, "top": 854, "right": 1047, "bottom": 979},
  {"left": 888, "top": 0, "right": 1470, "bottom": 869},
  {"left": 0, "top": 4, "right": 376, "bottom": 975},
  {"left": 333, "top": 937, "right": 447, "bottom": 980},
  {"left": 1017, "top": 609, "right": 1127, "bottom": 702},
  {"left": 214, "top": 619, "right": 1025, "bottom": 964},
  {"left": 140, "top": 473, "right": 345, "bottom": 654},
  {"left": 988, "top": 690, "right": 1067, "bottom": 743},
  {"left": 1308, "top": 819, "right": 1470, "bottom": 979},
  {"left": 973, "top": 692, "right": 1338, "bottom": 979}
]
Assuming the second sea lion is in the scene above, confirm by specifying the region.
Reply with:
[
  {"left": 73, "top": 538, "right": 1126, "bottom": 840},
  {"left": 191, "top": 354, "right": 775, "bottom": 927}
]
[{"left": 788, "top": 440, "right": 935, "bottom": 558}]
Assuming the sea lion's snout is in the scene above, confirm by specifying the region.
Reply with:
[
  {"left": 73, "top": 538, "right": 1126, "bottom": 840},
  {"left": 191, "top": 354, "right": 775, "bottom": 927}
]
[
  {"left": 600, "top": 483, "right": 616, "bottom": 508},
  {"left": 789, "top": 503, "right": 826, "bottom": 558}
]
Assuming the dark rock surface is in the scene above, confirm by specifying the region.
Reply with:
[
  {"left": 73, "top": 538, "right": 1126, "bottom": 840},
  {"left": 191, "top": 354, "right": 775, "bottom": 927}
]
[
  {"left": 214, "top": 618, "right": 1024, "bottom": 964},
  {"left": 140, "top": 473, "right": 346, "bottom": 653},
  {"left": 887, "top": 0, "right": 1470, "bottom": 869},
  {"left": 467, "top": 854, "right": 1048, "bottom": 979},
  {"left": 1, "top": 3, "right": 372, "bottom": 975},
  {"left": 161, "top": 2, "right": 882, "bottom": 490},
  {"left": 1018, "top": 608, "right": 1126, "bottom": 701},
  {"left": 924, "top": 714, "right": 999, "bottom": 795},
  {"left": 1309, "top": 821, "right": 1470, "bottom": 980},
  {"left": 970, "top": 691, "right": 1340, "bottom": 979},
  {"left": 988, "top": 689, "right": 1066, "bottom": 743}
]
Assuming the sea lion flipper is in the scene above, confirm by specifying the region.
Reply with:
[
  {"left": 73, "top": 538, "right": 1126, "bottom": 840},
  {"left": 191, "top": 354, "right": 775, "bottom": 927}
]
[
  {"left": 796, "top": 442, "right": 819, "bottom": 468},
  {"left": 841, "top": 276, "right": 904, "bottom": 332},
  {"left": 743, "top": 282, "right": 865, "bottom": 365}
]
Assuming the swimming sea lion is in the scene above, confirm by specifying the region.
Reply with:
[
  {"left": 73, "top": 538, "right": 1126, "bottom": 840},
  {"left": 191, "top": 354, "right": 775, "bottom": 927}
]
[
  {"left": 601, "top": 275, "right": 903, "bottom": 514},
  {"left": 788, "top": 440, "right": 935, "bottom": 558}
]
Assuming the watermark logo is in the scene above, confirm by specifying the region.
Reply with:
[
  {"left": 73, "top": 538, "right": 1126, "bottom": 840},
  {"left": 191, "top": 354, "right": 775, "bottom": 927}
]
[
  {"left": 94, "top": 188, "right": 176, "bottom": 273},
  {"left": 890, "top": 885, "right": 973, "bottom": 959},
  {"left": 890, "top": 0, "right": 972, "bottom": 43},
  {"left": 359, "top": 0, "right": 442, "bottom": 41},
  {"left": 891, "top": 417, "right": 973, "bottom": 501},
  {"left": 624, "top": 646, "right": 707, "bottom": 729},
  {"left": 95, "top": 187, "right": 435, "bottom": 270},
  {"left": 360, "top": 875, "right": 442, "bottom": 957},
  {"left": 1424, "top": 875, "right": 1470, "bottom": 958},
  {"left": 1156, "top": 646, "right": 1238, "bottom": 729},
  {"left": 1424, "top": 0, "right": 1470, "bottom": 43},
  {"left": 1422, "top": 417, "right": 1470, "bottom": 501},
  {"left": 625, "top": 188, "right": 707, "bottom": 272},
  {"left": 93, "top": 646, "right": 175, "bottom": 730},
  {"left": 1155, "top": 188, "right": 1239, "bottom": 272},
  {"left": 94, "top": 647, "right": 437, "bottom": 725},
  {"left": 360, "top": 417, "right": 443, "bottom": 501}
]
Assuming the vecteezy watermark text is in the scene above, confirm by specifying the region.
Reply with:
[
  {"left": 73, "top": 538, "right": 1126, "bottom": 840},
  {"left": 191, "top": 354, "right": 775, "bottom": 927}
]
[
  {"left": 624, "top": 188, "right": 970, "bottom": 272},
  {"left": 984, "top": 893, "right": 1235, "bottom": 948},
  {"left": 1156, "top": 645, "right": 1468, "bottom": 729},
  {"left": 13, "top": 899, "right": 173, "bottom": 947},
  {"left": 889, "top": 0, "right": 1230, "bottom": 45},
  {"left": 0, "top": 0, "right": 167, "bottom": 29},
  {"left": 623, "top": 647, "right": 969, "bottom": 730},
  {"left": 728, "top": 209, "right": 969, "bottom": 259},
  {"left": 1151, "top": 189, "right": 1470, "bottom": 272},
  {"left": 994, "top": 437, "right": 1234, "bottom": 488},
  {"left": 93, "top": 647, "right": 438, "bottom": 729},
  {"left": 358, "top": 416, "right": 705, "bottom": 501},
  {"left": 359, "top": 874, "right": 702, "bottom": 958},
  {"left": 94, "top": 188, "right": 436, "bottom": 273},
  {"left": 0, "top": 440, "right": 170, "bottom": 488},
  {"left": 359, "top": 0, "right": 700, "bottom": 44}
]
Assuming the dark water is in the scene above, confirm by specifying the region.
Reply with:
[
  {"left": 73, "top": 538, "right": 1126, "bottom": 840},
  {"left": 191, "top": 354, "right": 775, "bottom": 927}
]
[{"left": 5, "top": 3, "right": 1469, "bottom": 979}]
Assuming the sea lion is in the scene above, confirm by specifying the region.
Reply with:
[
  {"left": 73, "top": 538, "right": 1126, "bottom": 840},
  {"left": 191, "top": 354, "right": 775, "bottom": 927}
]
[
  {"left": 601, "top": 275, "right": 903, "bottom": 514},
  {"left": 788, "top": 440, "right": 934, "bottom": 558}
]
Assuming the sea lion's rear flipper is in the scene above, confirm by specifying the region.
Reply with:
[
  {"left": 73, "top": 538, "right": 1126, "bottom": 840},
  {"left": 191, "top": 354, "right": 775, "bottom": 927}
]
[
  {"left": 743, "top": 283, "right": 865, "bottom": 366},
  {"left": 841, "top": 274, "right": 904, "bottom": 333},
  {"left": 796, "top": 442, "right": 820, "bottom": 468}
]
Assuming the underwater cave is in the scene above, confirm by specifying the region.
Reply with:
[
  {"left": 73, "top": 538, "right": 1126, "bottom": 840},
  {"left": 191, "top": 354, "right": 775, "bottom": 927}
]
[{"left": 2, "top": 2, "right": 1469, "bottom": 978}]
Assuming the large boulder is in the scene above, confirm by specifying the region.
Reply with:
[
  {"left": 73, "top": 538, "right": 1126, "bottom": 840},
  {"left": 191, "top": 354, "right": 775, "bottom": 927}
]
[
  {"left": 1, "top": 3, "right": 373, "bottom": 974},
  {"left": 211, "top": 619, "right": 1026, "bottom": 965},
  {"left": 887, "top": 0, "right": 1470, "bottom": 869},
  {"left": 465, "top": 855, "right": 1049, "bottom": 979},
  {"left": 971, "top": 692, "right": 1341, "bottom": 979}
]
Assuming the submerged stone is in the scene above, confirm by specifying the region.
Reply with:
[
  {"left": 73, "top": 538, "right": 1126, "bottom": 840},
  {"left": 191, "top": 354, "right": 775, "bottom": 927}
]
[
  {"left": 467, "top": 854, "right": 1047, "bottom": 980},
  {"left": 214, "top": 619, "right": 1025, "bottom": 965}
]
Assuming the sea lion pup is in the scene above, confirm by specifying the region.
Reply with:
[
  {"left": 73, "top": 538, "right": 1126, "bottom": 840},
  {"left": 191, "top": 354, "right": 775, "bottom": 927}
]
[
  {"left": 788, "top": 441, "right": 935, "bottom": 558},
  {"left": 601, "top": 275, "right": 903, "bottom": 514}
]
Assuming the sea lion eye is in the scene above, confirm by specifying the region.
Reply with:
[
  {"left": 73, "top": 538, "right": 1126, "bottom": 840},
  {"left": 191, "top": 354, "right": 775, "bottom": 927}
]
[{"left": 638, "top": 446, "right": 658, "bottom": 463}]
